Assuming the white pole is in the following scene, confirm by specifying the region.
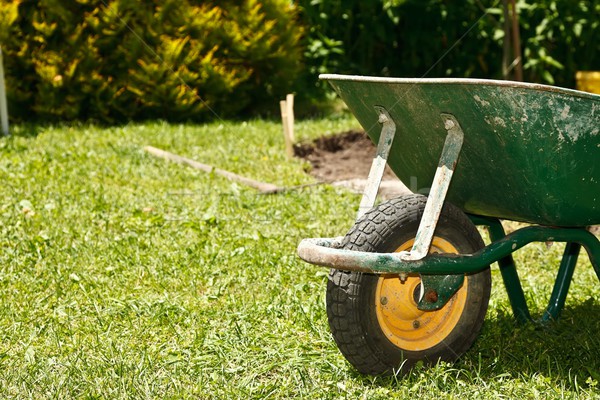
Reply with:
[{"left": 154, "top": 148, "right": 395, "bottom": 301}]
[{"left": 0, "top": 46, "right": 9, "bottom": 136}]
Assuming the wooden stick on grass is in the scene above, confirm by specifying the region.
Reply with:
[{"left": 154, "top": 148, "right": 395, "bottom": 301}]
[{"left": 144, "top": 146, "right": 279, "bottom": 193}]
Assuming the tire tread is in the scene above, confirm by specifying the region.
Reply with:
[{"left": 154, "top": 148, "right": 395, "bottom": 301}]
[{"left": 326, "top": 194, "right": 491, "bottom": 375}]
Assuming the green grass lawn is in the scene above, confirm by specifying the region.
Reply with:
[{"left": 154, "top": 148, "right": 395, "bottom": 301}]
[{"left": 0, "top": 117, "right": 598, "bottom": 398}]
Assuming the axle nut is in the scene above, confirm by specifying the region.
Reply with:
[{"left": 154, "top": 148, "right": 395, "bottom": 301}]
[{"left": 424, "top": 289, "right": 438, "bottom": 303}]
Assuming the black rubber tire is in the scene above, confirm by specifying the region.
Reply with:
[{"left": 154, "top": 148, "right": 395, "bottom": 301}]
[{"left": 326, "top": 194, "right": 491, "bottom": 376}]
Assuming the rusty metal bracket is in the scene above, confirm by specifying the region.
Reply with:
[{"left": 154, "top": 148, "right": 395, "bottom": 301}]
[
  {"left": 402, "top": 114, "right": 464, "bottom": 261},
  {"left": 418, "top": 274, "right": 465, "bottom": 310},
  {"left": 357, "top": 106, "right": 396, "bottom": 220}
]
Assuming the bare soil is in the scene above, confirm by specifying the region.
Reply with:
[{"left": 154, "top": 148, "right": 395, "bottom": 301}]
[
  {"left": 293, "top": 130, "right": 398, "bottom": 182},
  {"left": 293, "top": 130, "right": 410, "bottom": 200}
]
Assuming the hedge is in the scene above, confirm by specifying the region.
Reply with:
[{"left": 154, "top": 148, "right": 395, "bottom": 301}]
[
  {"left": 295, "top": 0, "right": 600, "bottom": 89},
  {"left": 0, "top": 0, "right": 303, "bottom": 122},
  {"left": 1, "top": 1, "right": 598, "bottom": 123}
]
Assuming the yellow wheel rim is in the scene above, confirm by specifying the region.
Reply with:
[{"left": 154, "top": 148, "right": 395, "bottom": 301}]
[{"left": 375, "top": 237, "right": 468, "bottom": 351}]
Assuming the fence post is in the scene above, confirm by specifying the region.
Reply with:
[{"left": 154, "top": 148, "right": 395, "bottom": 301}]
[{"left": 0, "top": 46, "right": 9, "bottom": 136}]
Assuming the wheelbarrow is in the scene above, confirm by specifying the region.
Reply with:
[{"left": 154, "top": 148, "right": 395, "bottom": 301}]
[{"left": 297, "top": 75, "right": 600, "bottom": 376}]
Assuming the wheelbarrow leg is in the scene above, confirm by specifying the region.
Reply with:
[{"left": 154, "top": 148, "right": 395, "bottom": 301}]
[
  {"left": 470, "top": 217, "right": 600, "bottom": 324},
  {"left": 542, "top": 242, "right": 581, "bottom": 322},
  {"left": 483, "top": 217, "right": 533, "bottom": 324},
  {"left": 584, "top": 231, "right": 600, "bottom": 282}
]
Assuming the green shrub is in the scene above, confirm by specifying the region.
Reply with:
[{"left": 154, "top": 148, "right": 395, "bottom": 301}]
[
  {"left": 0, "top": 0, "right": 303, "bottom": 122},
  {"left": 295, "top": 1, "right": 500, "bottom": 80},
  {"left": 517, "top": 0, "right": 600, "bottom": 87},
  {"left": 295, "top": 0, "right": 599, "bottom": 90}
]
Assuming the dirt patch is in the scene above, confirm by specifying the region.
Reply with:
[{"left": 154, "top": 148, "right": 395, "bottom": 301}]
[
  {"left": 293, "top": 130, "right": 398, "bottom": 182},
  {"left": 294, "top": 130, "right": 410, "bottom": 199}
]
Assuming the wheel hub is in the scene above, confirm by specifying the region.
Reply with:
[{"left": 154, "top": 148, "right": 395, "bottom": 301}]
[{"left": 375, "top": 237, "right": 468, "bottom": 351}]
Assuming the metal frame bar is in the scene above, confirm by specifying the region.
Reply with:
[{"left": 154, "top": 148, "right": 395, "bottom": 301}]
[
  {"left": 407, "top": 114, "right": 464, "bottom": 260},
  {"left": 471, "top": 216, "right": 532, "bottom": 324},
  {"left": 298, "top": 225, "right": 600, "bottom": 275},
  {"left": 472, "top": 216, "right": 589, "bottom": 323},
  {"left": 469, "top": 215, "right": 533, "bottom": 324},
  {"left": 357, "top": 107, "right": 396, "bottom": 220},
  {"left": 357, "top": 108, "right": 465, "bottom": 262},
  {"left": 298, "top": 222, "right": 600, "bottom": 323},
  {"left": 542, "top": 242, "right": 581, "bottom": 322}
]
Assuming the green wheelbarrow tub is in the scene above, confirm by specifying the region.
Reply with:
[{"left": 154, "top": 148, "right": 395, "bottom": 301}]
[{"left": 322, "top": 75, "right": 600, "bottom": 227}]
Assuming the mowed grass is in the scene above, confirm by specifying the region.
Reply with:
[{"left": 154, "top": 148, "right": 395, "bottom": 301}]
[{"left": 0, "top": 117, "right": 598, "bottom": 398}]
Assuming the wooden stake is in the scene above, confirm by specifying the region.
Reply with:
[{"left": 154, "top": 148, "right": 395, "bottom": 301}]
[
  {"left": 0, "top": 46, "right": 9, "bottom": 136},
  {"left": 280, "top": 99, "right": 294, "bottom": 158},
  {"left": 285, "top": 93, "right": 295, "bottom": 142}
]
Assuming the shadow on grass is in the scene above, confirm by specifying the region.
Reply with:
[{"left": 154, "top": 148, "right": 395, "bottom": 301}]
[
  {"left": 467, "top": 300, "right": 600, "bottom": 383},
  {"left": 349, "top": 300, "right": 600, "bottom": 389}
]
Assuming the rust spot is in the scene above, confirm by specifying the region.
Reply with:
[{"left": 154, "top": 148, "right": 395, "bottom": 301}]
[{"left": 424, "top": 289, "right": 438, "bottom": 303}]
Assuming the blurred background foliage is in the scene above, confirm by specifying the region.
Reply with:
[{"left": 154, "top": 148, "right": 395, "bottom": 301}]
[
  {"left": 296, "top": 0, "right": 600, "bottom": 90},
  {"left": 0, "top": 0, "right": 598, "bottom": 123},
  {"left": 1, "top": 0, "right": 302, "bottom": 122}
]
